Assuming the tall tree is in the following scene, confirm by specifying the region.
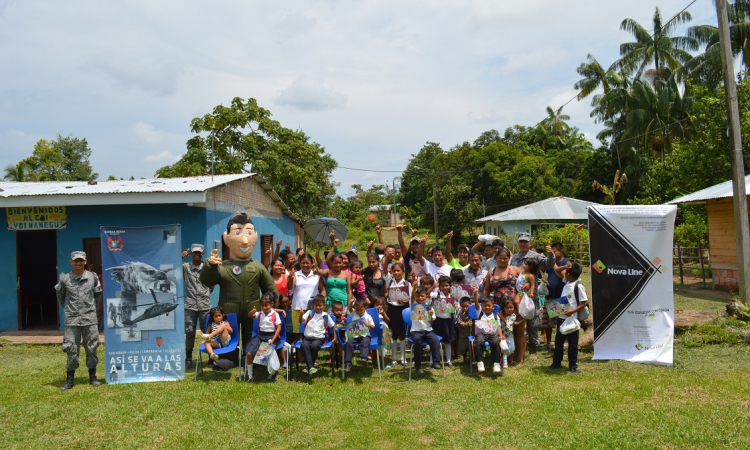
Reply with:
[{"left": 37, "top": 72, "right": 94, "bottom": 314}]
[
  {"left": 13, "top": 135, "right": 98, "bottom": 181},
  {"left": 685, "top": 0, "right": 750, "bottom": 88},
  {"left": 612, "top": 7, "right": 698, "bottom": 79},
  {"left": 625, "top": 72, "right": 693, "bottom": 162},
  {"left": 541, "top": 106, "right": 571, "bottom": 136},
  {"left": 156, "top": 97, "right": 338, "bottom": 219}
]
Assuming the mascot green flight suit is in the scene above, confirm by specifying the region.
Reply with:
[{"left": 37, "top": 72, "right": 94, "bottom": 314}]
[{"left": 200, "top": 212, "right": 278, "bottom": 351}]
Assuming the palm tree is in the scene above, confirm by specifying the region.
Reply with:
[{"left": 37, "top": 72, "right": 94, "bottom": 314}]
[
  {"left": 612, "top": 7, "right": 699, "bottom": 79},
  {"left": 685, "top": 0, "right": 750, "bottom": 88},
  {"left": 542, "top": 106, "right": 571, "bottom": 136},
  {"left": 574, "top": 54, "right": 610, "bottom": 101},
  {"left": 625, "top": 71, "right": 694, "bottom": 162},
  {"left": 3, "top": 162, "right": 36, "bottom": 181}
]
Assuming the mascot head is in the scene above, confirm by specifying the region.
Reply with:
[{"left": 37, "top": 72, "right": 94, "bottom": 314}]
[{"left": 223, "top": 212, "right": 258, "bottom": 260}]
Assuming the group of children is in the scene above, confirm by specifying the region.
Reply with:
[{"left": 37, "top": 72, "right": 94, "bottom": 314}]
[{"left": 202, "top": 225, "right": 588, "bottom": 380}]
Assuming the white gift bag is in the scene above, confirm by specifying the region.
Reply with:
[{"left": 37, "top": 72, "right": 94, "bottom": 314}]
[
  {"left": 559, "top": 315, "right": 581, "bottom": 335},
  {"left": 500, "top": 339, "right": 510, "bottom": 355},
  {"left": 518, "top": 293, "right": 535, "bottom": 320}
]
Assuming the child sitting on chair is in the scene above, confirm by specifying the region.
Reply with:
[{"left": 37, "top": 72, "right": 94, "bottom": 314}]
[
  {"left": 473, "top": 297, "right": 503, "bottom": 374},
  {"left": 245, "top": 291, "right": 282, "bottom": 383},
  {"left": 201, "top": 306, "right": 233, "bottom": 361},
  {"left": 343, "top": 298, "right": 375, "bottom": 372},
  {"left": 410, "top": 286, "right": 442, "bottom": 375},
  {"left": 300, "top": 295, "right": 336, "bottom": 374}
]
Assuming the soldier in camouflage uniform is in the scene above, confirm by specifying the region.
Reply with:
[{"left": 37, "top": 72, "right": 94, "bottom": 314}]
[
  {"left": 182, "top": 244, "right": 214, "bottom": 369},
  {"left": 200, "top": 212, "right": 278, "bottom": 354},
  {"left": 55, "top": 251, "right": 102, "bottom": 391},
  {"left": 509, "top": 233, "right": 548, "bottom": 360}
]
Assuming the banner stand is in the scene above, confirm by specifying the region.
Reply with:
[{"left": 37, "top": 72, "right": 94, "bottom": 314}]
[{"left": 588, "top": 206, "right": 677, "bottom": 366}]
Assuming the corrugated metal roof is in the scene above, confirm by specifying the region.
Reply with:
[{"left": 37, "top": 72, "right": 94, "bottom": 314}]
[
  {"left": 0, "top": 174, "right": 250, "bottom": 197},
  {"left": 0, "top": 173, "right": 302, "bottom": 223},
  {"left": 667, "top": 175, "right": 750, "bottom": 204},
  {"left": 475, "top": 196, "right": 600, "bottom": 222}
]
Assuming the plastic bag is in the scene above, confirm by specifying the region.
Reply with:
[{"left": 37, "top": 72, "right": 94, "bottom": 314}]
[
  {"left": 478, "top": 234, "right": 500, "bottom": 242},
  {"left": 268, "top": 348, "right": 280, "bottom": 373},
  {"left": 537, "top": 282, "right": 549, "bottom": 307},
  {"left": 518, "top": 293, "right": 535, "bottom": 320},
  {"left": 500, "top": 337, "right": 516, "bottom": 356},
  {"left": 559, "top": 315, "right": 581, "bottom": 335},
  {"left": 500, "top": 337, "right": 516, "bottom": 355},
  {"left": 506, "top": 336, "right": 515, "bottom": 354}
]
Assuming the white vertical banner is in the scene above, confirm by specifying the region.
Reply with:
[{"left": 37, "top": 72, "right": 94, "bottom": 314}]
[{"left": 588, "top": 205, "right": 677, "bottom": 366}]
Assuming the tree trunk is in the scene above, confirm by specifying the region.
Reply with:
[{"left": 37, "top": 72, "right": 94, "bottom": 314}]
[{"left": 578, "top": 316, "right": 594, "bottom": 348}]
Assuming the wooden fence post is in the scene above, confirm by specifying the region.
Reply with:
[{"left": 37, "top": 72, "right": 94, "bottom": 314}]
[
  {"left": 699, "top": 243, "right": 707, "bottom": 289},
  {"left": 677, "top": 244, "right": 684, "bottom": 285}
]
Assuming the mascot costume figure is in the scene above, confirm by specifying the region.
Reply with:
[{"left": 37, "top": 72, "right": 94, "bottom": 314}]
[{"left": 200, "top": 212, "right": 278, "bottom": 353}]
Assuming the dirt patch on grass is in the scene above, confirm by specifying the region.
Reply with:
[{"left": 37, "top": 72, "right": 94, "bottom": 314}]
[{"left": 674, "top": 310, "right": 718, "bottom": 328}]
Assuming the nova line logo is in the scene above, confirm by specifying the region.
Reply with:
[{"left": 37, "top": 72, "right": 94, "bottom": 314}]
[{"left": 593, "top": 260, "right": 606, "bottom": 273}]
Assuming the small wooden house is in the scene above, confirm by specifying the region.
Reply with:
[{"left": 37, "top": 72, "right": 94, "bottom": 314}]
[{"left": 668, "top": 176, "right": 750, "bottom": 290}]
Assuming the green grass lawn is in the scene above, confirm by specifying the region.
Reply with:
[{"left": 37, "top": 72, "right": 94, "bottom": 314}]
[{"left": 2, "top": 338, "right": 749, "bottom": 449}]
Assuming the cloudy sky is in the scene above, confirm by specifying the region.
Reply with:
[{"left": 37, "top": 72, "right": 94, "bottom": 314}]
[{"left": 0, "top": 0, "right": 718, "bottom": 194}]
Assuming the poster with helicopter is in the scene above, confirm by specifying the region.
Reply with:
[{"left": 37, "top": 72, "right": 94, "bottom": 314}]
[{"left": 101, "top": 224, "right": 185, "bottom": 384}]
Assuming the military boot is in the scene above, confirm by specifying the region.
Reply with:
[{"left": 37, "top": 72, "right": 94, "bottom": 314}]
[
  {"left": 89, "top": 368, "right": 102, "bottom": 387},
  {"left": 60, "top": 370, "right": 75, "bottom": 391}
]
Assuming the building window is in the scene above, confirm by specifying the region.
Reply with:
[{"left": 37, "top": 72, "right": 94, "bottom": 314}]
[{"left": 260, "top": 235, "right": 273, "bottom": 267}]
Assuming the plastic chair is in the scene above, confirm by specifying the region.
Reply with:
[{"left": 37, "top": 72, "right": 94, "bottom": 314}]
[
  {"left": 293, "top": 321, "right": 335, "bottom": 378},
  {"left": 20, "top": 290, "right": 43, "bottom": 325},
  {"left": 243, "top": 316, "right": 292, "bottom": 381},
  {"left": 401, "top": 308, "right": 445, "bottom": 381},
  {"left": 336, "top": 307, "right": 382, "bottom": 380},
  {"left": 467, "top": 304, "right": 503, "bottom": 377},
  {"left": 194, "top": 313, "right": 241, "bottom": 381}
]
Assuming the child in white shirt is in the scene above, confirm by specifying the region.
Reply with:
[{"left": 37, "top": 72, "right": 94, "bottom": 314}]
[
  {"left": 549, "top": 262, "right": 588, "bottom": 375},
  {"left": 410, "top": 286, "right": 442, "bottom": 375},
  {"left": 343, "top": 298, "right": 375, "bottom": 372},
  {"left": 474, "top": 298, "right": 503, "bottom": 373},
  {"left": 299, "top": 295, "right": 336, "bottom": 374},
  {"left": 245, "top": 292, "right": 282, "bottom": 383}
]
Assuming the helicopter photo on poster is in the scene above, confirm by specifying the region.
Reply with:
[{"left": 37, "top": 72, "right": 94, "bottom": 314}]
[{"left": 101, "top": 225, "right": 185, "bottom": 384}]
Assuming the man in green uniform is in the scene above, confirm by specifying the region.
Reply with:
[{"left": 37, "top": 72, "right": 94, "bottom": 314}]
[
  {"left": 200, "top": 212, "right": 278, "bottom": 352},
  {"left": 55, "top": 251, "right": 102, "bottom": 391}
]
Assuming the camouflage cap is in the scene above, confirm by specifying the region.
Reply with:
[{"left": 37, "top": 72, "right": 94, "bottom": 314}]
[
  {"left": 517, "top": 232, "right": 531, "bottom": 242},
  {"left": 190, "top": 244, "right": 205, "bottom": 253},
  {"left": 71, "top": 251, "right": 87, "bottom": 260}
]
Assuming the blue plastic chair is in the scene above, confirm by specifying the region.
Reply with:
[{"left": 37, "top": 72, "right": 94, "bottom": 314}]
[
  {"left": 244, "top": 316, "right": 291, "bottom": 381},
  {"left": 194, "top": 313, "right": 241, "bottom": 381},
  {"left": 402, "top": 308, "right": 445, "bottom": 381},
  {"left": 335, "top": 307, "right": 382, "bottom": 380},
  {"left": 293, "top": 320, "right": 335, "bottom": 378},
  {"left": 468, "top": 304, "right": 503, "bottom": 377}
]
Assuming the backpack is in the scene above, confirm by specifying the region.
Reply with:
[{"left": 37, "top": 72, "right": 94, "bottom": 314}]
[{"left": 572, "top": 280, "right": 590, "bottom": 322}]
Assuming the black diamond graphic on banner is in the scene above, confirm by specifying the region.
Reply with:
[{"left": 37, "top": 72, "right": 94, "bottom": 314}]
[{"left": 588, "top": 207, "right": 659, "bottom": 343}]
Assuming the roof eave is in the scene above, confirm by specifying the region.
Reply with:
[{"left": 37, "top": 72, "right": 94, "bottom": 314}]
[{"left": 0, "top": 192, "right": 207, "bottom": 207}]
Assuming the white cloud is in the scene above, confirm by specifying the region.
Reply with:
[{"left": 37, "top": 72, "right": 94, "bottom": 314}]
[
  {"left": 276, "top": 76, "right": 347, "bottom": 111},
  {"left": 131, "top": 122, "right": 165, "bottom": 145},
  {"left": 144, "top": 151, "right": 180, "bottom": 163},
  {"left": 0, "top": 0, "right": 718, "bottom": 190}
]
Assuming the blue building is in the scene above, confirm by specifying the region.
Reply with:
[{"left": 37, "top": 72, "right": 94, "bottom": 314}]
[{"left": 0, "top": 174, "right": 303, "bottom": 332}]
